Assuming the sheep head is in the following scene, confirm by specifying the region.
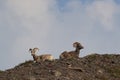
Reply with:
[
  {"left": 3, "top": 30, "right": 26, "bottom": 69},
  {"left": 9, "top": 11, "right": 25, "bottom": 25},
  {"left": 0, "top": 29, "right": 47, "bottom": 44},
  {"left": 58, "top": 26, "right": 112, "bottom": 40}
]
[
  {"left": 73, "top": 42, "right": 84, "bottom": 50},
  {"left": 29, "top": 47, "right": 39, "bottom": 55}
]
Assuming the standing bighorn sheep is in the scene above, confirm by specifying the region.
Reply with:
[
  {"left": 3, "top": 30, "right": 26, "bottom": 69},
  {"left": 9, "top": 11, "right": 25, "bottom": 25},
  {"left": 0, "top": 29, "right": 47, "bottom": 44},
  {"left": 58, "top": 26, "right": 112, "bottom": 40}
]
[
  {"left": 59, "top": 42, "right": 84, "bottom": 59},
  {"left": 29, "top": 48, "right": 54, "bottom": 62}
]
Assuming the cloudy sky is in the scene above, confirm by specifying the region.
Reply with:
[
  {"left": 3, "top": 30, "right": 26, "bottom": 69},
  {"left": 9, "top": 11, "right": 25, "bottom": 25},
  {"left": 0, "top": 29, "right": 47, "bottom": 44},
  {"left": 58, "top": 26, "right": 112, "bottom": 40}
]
[{"left": 0, "top": 0, "right": 120, "bottom": 70}]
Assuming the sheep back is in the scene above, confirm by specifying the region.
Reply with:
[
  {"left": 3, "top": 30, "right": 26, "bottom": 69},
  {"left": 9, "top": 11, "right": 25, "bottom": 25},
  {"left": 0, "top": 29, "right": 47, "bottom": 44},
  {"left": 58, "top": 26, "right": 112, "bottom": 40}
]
[
  {"left": 60, "top": 51, "right": 78, "bottom": 59},
  {"left": 38, "top": 54, "right": 54, "bottom": 61}
]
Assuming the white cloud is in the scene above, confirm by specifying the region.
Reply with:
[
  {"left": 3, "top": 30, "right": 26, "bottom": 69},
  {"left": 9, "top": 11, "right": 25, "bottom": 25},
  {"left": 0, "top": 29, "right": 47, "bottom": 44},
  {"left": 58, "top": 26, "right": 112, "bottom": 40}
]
[
  {"left": 6, "top": 1, "right": 55, "bottom": 49},
  {"left": 86, "top": 0, "right": 117, "bottom": 31}
]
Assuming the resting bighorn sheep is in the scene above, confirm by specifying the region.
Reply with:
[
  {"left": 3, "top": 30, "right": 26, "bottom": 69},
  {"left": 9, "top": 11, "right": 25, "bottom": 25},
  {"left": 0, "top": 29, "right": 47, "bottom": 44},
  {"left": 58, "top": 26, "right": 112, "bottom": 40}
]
[
  {"left": 29, "top": 48, "right": 54, "bottom": 62},
  {"left": 59, "top": 42, "right": 84, "bottom": 59}
]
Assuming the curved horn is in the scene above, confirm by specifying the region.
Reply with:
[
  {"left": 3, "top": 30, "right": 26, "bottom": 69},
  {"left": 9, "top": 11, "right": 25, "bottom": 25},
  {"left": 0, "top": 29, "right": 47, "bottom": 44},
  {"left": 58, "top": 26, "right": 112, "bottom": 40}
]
[{"left": 73, "top": 42, "right": 80, "bottom": 48}]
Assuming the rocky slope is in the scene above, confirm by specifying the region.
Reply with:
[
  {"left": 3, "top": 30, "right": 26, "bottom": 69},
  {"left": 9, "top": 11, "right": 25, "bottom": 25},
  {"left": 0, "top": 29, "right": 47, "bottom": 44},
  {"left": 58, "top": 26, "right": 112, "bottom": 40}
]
[{"left": 0, "top": 54, "right": 120, "bottom": 80}]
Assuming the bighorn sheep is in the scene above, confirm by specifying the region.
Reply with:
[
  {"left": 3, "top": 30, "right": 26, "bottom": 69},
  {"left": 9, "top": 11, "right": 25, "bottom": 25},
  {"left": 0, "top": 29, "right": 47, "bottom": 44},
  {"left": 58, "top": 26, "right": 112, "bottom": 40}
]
[
  {"left": 29, "top": 48, "right": 54, "bottom": 62},
  {"left": 59, "top": 42, "right": 84, "bottom": 59}
]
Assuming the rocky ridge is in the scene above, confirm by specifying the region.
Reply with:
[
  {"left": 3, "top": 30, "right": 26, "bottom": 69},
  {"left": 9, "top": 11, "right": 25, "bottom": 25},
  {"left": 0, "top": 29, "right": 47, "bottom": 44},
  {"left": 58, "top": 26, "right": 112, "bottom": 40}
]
[{"left": 0, "top": 53, "right": 120, "bottom": 80}]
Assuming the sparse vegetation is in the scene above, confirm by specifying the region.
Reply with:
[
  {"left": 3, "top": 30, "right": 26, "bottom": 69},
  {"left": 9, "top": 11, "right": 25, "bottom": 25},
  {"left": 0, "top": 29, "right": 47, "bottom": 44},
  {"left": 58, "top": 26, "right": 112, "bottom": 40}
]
[
  {"left": 0, "top": 70, "right": 3, "bottom": 73},
  {"left": 0, "top": 53, "right": 120, "bottom": 80},
  {"left": 106, "top": 66, "right": 120, "bottom": 78},
  {"left": 16, "top": 60, "right": 33, "bottom": 67}
]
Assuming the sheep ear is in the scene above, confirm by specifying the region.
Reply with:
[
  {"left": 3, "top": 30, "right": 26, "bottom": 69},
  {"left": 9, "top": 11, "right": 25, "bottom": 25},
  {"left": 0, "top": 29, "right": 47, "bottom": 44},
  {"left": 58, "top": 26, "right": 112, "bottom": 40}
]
[
  {"left": 29, "top": 48, "right": 32, "bottom": 53},
  {"left": 29, "top": 48, "right": 32, "bottom": 51}
]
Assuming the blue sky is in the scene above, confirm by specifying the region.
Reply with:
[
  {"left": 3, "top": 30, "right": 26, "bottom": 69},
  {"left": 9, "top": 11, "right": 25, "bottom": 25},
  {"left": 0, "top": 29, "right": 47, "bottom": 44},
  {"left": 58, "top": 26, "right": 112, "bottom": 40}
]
[{"left": 0, "top": 0, "right": 120, "bottom": 70}]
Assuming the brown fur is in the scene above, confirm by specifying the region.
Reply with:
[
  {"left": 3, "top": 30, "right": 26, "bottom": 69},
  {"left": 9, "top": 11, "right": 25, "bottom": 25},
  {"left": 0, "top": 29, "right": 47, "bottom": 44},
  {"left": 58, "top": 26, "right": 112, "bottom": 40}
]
[
  {"left": 29, "top": 48, "right": 54, "bottom": 62},
  {"left": 60, "top": 42, "right": 84, "bottom": 59}
]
